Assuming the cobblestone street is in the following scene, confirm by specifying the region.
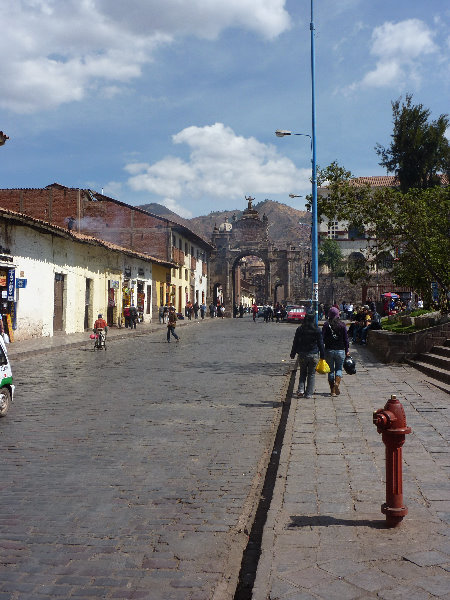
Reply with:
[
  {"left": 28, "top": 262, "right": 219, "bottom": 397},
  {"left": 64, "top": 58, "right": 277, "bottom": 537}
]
[{"left": 0, "top": 318, "right": 294, "bottom": 600}]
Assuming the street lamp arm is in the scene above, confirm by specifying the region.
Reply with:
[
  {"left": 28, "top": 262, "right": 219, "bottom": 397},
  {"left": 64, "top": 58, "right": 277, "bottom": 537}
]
[
  {"left": 275, "top": 130, "right": 312, "bottom": 152},
  {"left": 275, "top": 130, "right": 311, "bottom": 139}
]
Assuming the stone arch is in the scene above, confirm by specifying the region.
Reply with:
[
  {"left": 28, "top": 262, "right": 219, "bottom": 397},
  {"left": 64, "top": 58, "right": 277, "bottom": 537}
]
[
  {"left": 231, "top": 250, "right": 269, "bottom": 314},
  {"left": 376, "top": 251, "right": 394, "bottom": 271},
  {"left": 348, "top": 251, "right": 366, "bottom": 266},
  {"left": 208, "top": 198, "right": 309, "bottom": 316}
]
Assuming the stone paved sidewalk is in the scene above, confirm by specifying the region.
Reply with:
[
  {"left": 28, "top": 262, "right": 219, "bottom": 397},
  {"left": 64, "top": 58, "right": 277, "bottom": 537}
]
[{"left": 253, "top": 344, "right": 450, "bottom": 600}]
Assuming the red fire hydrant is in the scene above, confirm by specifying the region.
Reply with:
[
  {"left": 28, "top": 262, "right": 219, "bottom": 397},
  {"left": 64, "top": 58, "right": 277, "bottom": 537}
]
[{"left": 373, "top": 394, "right": 411, "bottom": 527}]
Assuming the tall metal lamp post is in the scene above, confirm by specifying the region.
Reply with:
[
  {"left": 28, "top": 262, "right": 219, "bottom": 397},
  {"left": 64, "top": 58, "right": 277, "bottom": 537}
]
[{"left": 274, "top": 0, "right": 318, "bottom": 323}]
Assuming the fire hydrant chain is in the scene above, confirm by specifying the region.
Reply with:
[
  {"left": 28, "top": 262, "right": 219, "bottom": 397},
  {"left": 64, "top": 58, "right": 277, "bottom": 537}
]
[{"left": 373, "top": 394, "right": 412, "bottom": 527}]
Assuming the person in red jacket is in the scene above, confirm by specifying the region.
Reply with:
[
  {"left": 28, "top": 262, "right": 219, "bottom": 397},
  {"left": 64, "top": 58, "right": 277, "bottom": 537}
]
[
  {"left": 94, "top": 314, "right": 108, "bottom": 334},
  {"left": 252, "top": 303, "right": 258, "bottom": 322}
]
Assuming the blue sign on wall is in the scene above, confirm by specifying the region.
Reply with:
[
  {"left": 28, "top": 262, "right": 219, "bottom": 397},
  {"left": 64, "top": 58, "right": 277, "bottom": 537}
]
[
  {"left": 431, "top": 282, "right": 439, "bottom": 302},
  {"left": 16, "top": 278, "right": 27, "bottom": 288},
  {"left": 7, "top": 269, "right": 15, "bottom": 301}
]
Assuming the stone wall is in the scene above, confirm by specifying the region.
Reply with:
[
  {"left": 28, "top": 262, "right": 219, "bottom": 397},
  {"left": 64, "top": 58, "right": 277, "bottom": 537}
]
[{"left": 367, "top": 321, "right": 450, "bottom": 363}]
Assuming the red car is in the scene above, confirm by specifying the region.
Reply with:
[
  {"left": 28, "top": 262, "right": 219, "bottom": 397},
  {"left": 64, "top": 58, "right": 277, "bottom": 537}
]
[{"left": 287, "top": 305, "right": 307, "bottom": 323}]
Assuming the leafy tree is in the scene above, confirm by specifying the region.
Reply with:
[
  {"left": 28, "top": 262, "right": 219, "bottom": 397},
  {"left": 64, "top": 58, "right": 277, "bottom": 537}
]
[
  {"left": 375, "top": 94, "right": 450, "bottom": 192},
  {"left": 346, "top": 253, "right": 370, "bottom": 285},
  {"left": 315, "top": 162, "right": 450, "bottom": 304},
  {"left": 318, "top": 238, "right": 344, "bottom": 274},
  {"left": 318, "top": 238, "right": 345, "bottom": 304}
]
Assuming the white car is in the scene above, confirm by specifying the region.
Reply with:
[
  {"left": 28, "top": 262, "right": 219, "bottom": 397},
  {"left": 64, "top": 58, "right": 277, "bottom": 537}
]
[{"left": 0, "top": 335, "right": 14, "bottom": 417}]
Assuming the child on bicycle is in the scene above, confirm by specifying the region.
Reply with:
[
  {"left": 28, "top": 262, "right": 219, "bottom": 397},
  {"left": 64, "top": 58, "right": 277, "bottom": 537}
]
[{"left": 94, "top": 314, "right": 108, "bottom": 335}]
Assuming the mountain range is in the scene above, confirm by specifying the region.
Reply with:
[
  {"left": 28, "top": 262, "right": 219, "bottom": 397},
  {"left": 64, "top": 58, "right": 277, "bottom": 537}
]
[{"left": 137, "top": 199, "right": 312, "bottom": 248}]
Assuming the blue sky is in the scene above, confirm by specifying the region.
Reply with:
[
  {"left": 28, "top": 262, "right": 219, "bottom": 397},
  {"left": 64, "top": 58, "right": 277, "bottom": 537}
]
[{"left": 1, "top": 0, "right": 449, "bottom": 218}]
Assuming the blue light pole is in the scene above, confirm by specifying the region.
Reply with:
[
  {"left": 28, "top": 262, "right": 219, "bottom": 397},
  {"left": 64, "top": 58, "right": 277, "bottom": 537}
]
[
  {"left": 275, "top": 0, "right": 319, "bottom": 323},
  {"left": 310, "top": 0, "right": 318, "bottom": 324}
]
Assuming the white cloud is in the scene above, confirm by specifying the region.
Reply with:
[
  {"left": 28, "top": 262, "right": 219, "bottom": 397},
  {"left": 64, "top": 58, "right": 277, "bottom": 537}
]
[
  {"left": 357, "top": 19, "right": 437, "bottom": 89},
  {"left": 125, "top": 123, "right": 310, "bottom": 213},
  {"left": 161, "top": 198, "right": 193, "bottom": 219},
  {"left": 0, "top": 0, "right": 290, "bottom": 113}
]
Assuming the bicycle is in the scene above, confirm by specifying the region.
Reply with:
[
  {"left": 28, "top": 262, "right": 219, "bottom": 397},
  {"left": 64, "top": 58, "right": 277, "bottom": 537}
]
[{"left": 94, "top": 328, "right": 106, "bottom": 351}]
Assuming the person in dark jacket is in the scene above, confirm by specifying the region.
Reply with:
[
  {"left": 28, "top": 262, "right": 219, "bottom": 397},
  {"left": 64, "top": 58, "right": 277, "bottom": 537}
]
[
  {"left": 129, "top": 305, "right": 138, "bottom": 329},
  {"left": 322, "top": 306, "right": 350, "bottom": 397},
  {"left": 167, "top": 307, "right": 180, "bottom": 343},
  {"left": 290, "top": 313, "right": 325, "bottom": 399}
]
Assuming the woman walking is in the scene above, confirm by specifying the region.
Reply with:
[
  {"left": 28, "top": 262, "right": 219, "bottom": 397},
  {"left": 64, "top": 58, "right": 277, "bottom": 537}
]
[
  {"left": 322, "top": 307, "right": 350, "bottom": 397},
  {"left": 290, "top": 313, "right": 325, "bottom": 399}
]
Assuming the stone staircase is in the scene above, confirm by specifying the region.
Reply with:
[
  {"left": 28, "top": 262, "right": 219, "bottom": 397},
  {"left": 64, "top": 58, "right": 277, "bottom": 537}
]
[{"left": 405, "top": 339, "right": 450, "bottom": 394}]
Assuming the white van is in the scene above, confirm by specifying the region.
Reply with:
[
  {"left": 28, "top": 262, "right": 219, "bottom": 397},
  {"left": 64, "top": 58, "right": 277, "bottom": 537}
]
[{"left": 0, "top": 335, "right": 14, "bottom": 417}]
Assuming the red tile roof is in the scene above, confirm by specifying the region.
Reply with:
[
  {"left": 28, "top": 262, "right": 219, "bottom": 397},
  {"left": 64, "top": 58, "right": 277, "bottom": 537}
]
[
  {"left": 350, "top": 174, "right": 448, "bottom": 187},
  {"left": 350, "top": 176, "right": 399, "bottom": 187}
]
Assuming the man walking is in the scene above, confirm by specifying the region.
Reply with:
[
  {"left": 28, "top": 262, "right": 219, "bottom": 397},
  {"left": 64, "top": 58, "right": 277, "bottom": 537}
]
[{"left": 167, "top": 307, "right": 180, "bottom": 343}]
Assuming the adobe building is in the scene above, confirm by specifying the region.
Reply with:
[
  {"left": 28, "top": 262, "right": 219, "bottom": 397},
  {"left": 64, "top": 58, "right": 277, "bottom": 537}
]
[
  {"left": 0, "top": 207, "right": 174, "bottom": 340},
  {"left": 0, "top": 184, "right": 213, "bottom": 317}
]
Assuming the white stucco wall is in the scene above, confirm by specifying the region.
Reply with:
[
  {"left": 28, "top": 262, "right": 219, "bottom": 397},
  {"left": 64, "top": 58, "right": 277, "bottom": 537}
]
[{"left": 1, "top": 221, "right": 153, "bottom": 340}]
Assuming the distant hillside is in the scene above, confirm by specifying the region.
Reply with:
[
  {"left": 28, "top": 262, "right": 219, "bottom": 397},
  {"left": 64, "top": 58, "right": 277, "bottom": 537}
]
[
  {"left": 190, "top": 200, "right": 311, "bottom": 248},
  {"left": 137, "top": 199, "right": 311, "bottom": 248},
  {"left": 137, "top": 202, "right": 206, "bottom": 238}
]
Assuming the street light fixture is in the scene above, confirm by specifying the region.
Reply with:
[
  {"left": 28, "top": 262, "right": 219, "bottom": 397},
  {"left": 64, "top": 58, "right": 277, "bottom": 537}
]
[
  {"left": 289, "top": 194, "right": 302, "bottom": 198},
  {"left": 274, "top": 0, "right": 318, "bottom": 323},
  {"left": 275, "top": 130, "right": 312, "bottom": 146}
]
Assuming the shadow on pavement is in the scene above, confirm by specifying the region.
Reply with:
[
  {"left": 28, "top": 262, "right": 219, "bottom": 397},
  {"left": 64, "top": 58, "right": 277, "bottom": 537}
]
[{"left": 287, "top": 515, "right": 387, "bottom": 529}]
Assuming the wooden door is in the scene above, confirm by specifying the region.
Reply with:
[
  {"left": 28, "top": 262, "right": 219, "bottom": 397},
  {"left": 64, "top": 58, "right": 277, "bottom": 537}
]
[{"left": 53, "top": 274, "right": 64, "bottom": 331}]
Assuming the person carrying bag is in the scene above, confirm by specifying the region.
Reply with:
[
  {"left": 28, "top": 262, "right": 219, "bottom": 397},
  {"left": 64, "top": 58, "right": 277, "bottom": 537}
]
[
  {"left": 322, "top": 307, "right": 350, "bottom": 397},
  {"left": 290, "top": 313, "right": 325, "bottom": 399}
]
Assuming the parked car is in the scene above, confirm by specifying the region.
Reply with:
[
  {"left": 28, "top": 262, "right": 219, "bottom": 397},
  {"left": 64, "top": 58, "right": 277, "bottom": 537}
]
[
  {"left": 287, "top": 305, "right": 307, "bottom": 323},
  {"left": 0, "top": 335, "right": 14, "bottom": 417},
  {"left": 257, "top": 306, "right": 264, "bottom": 317},
  {"left": 282, "top": 305, "right": 298, "bottom": 320}
]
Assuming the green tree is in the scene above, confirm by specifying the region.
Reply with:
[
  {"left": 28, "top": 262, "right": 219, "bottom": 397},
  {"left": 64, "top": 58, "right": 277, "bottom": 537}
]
[
  {"left": 318, "top": 238, "right": 343, "bottom": 273},
  {"left": 375, "top": 94, "right": 450, "bottom": 192},
  {"left": 315, "top": 163, "right": 450, "bottom": 304},
  {"left": 319, "top": 238, "right": 345, "bottom": 304}
]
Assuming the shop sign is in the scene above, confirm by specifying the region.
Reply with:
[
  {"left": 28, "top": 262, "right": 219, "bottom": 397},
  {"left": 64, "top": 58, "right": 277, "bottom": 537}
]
[
  {"left": 16, "top": 278, "right": 27, "bottom": 288},
  {"left": 7, "top": 269, "right": 15, "bottom": 301},
  {"left": 110, "top": 280, "right": 120, "bottom": 289}
]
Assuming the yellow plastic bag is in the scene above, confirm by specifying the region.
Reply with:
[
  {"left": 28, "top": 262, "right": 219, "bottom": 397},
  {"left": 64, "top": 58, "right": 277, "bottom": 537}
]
[{"left": 316, "top": 358, "right": 330, "bottom": 374}]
